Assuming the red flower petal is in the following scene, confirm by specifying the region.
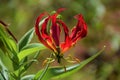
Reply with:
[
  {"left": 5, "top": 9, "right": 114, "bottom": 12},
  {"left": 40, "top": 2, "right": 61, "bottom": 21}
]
[
  {"left": 35, "top": 13, "right": 56, "bottom": 51},
  {"left": 57, "top": 20, "right": 71, "bottom": 53},
  {"left": 70, "top": 14, "right": 87, "bottom": 44},
  {"left": 41, "top": 17, "right": 52, "bottom": 43},
  {"left": 57, "top": 8, "right": 66, "bottom": 13},
  {"left": 60, "top": 36, "right": 72, "bottom": 53},
  {"left": 41, "top": 17, "right": 57, "bottom": 51},
  {"left": 51, "top": 13, "right": 60, "bottom": 46}
]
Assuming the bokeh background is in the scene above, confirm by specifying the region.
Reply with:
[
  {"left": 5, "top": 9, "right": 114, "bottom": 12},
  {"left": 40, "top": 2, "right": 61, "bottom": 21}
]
[{"left": 0, "top": 0, "right": 120, "bottom": 80}]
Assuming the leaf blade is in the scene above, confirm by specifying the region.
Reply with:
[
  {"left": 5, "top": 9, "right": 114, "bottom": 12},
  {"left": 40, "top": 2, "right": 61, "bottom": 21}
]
[
  {"left": 18, "top": 28, "right": 34, "bottom": 51},
  {"left": 0, "top": 59, "right": 9, "bottom": 80},
  {"left": 21, "top": 75, "right": 35, "bottom": 80},
  {"left": 18, "top": 43, "right": 46, "bottom": 61},
  {"left": 0, "top": 24, "right": 17, "bottom": 53}
]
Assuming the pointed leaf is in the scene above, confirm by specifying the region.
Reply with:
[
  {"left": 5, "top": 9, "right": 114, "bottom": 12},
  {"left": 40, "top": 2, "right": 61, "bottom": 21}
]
[
  {"left": 18, "top": 43, "right": 46, "bottom": 61},
  {"left": 0, "top": 59, "right": 9, "bottom": 80},
  {"left": 0, "top": 24, "right": 17, "bottom": 53},
  {"left": 18, "top": 28, "right": 34, "bottom": 51},
  {"left": 21, "top": 75, "right": 34, "bottom": 80}
]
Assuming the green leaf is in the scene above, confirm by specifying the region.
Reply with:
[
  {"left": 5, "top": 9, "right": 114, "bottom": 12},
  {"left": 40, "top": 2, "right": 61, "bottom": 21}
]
[
  {"left": 34, "top": 46, "right": 105, "bottom": 80},
  {"left": 0, "top": 24, "right": 17, "bottom": 53},
  {"left": 18, "top": 28, "right": 34, "bottom": 51},
  {"left": 21, "top": 75, "right": 34, "bottom": 80},
  {"left": 8, "top": 39, "right": 17, "bottom": 53},
  {"left": 18, "top": 43, "right": 46, "bottom": 61},
  {"left": 0, "top": 24, "right": 19, "bottom": 70},
  {"left": 0, "top": 59, "right": 9, "bottom": 80}
]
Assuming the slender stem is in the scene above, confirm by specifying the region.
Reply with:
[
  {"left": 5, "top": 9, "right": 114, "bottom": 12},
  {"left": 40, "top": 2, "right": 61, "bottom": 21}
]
[
  {"left": 38, "top": 62, "right": 50, "bottom": 80},
  {"left": 6, "top": 28, "right": 18, "bottom": 42},
  {"left": 25, "top": 51, "right": 40, "bottom": 70},
  {"left": 56, "top": 53, "right": 63, "bottom": 64},
  {"left": 38, "top": 54, "right": 52, "bottom": 80},
  {"left": 0, "top": 20, "right": 17, "bottom": 42}
]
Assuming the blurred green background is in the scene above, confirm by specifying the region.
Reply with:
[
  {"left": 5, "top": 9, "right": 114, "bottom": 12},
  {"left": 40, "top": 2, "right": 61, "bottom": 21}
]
[{"left": 0, "top": 0, "right": 120, "bottom": 80}]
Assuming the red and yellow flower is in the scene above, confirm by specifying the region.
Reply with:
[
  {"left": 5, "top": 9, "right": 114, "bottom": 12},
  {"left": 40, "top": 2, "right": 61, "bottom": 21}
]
[{"left": 35, "top": 8, "right": 87, "bottom": 63}]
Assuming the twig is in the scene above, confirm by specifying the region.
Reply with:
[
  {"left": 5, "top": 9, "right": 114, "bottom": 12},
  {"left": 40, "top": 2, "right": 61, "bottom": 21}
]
[{"left": 0, "top": 20, "right": 18, "bottom": 42}]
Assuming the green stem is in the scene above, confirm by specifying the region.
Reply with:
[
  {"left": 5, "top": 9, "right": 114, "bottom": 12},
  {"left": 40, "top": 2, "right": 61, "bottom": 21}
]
[
  {"left": 38, "top": 54, "right": 52, "bottom": 80},
  {"left": 25, "top": 51, "right": 40, "bottom": 70},
  {"left": 56, "top": 53, "right": 63, "bottom": 64},
  {"left": 38, "top": 62, "right": 50, "bottom": 80}
]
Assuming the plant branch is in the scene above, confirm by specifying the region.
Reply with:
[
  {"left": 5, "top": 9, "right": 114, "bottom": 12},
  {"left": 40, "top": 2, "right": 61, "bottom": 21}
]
[
  {"left": 38, "top": 54, "right": 52, "bottom": 80},
  {"left": 0, "top": 20, "right": 18, "bottom": 42},
  {"left": 25, "top": 51, "right": 40, "bottom": 70}
]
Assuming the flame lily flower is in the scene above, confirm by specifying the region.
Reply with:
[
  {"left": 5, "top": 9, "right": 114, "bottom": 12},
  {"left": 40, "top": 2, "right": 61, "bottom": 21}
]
[{"left": 35, "top": 8, "right": 87, "bottom": 63}]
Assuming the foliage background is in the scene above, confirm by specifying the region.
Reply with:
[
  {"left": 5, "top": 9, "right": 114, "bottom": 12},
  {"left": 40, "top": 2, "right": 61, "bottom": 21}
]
[{"left": 0, "top": 0, "right": 120, "bottom": 80}]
